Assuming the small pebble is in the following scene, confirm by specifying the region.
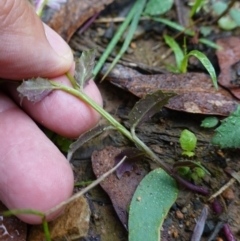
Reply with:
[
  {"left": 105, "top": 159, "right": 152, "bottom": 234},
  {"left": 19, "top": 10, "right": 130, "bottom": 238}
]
[
  {"left": 172, "top": 230, "right": 178, "bottom": 238},
  {"left": 222, "top": 188, "right": 235, "bottom": 200},
  {"left": 130, "top": 42, "right": 137, "bottom": 49},
  {"left": 181, "top": 207, "right": 188, "bottom": 214},
  {"left": 176, "top": 210, "right": 184, "bottom": 220},
  {"left": 216, "top": 238, "right": 224, "bottom": 241}
]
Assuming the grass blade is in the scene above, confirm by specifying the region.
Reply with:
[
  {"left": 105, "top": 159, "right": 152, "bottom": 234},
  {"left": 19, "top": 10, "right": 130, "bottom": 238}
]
[
  {"left": 190, "top": 0, "right": 204, "bottom": 17},
  {"left": 186, "top": 50, "right": 218, "bottom": 89},
  {"left": 163, "top": 34, "right": 184, "bottom": 70},
  {"left": 101, "top": 0, "right": 147, "bottom": 81},
  {"left": 93, "top": 0, "right": 144, "bottom": 78}
]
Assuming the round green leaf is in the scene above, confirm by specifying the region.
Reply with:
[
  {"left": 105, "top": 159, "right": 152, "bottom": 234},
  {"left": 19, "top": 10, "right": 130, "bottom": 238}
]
[
  {"left": 179, "top": 129, "right": 197, "bottom": 153},
  {"left": 129, "top": 168, "right": 178, "bottom": 241},
  {"left": 201, "top": 117, "right": 219, "bottom": 128},
  {"left": 144, "top": 0, "right": 173, "bottom": 16}
]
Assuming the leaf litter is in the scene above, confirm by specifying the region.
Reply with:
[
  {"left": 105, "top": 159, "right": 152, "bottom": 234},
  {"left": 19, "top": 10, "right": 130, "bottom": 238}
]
[{"left": 101, "top": 64, "right": 238, "bottom": 116}]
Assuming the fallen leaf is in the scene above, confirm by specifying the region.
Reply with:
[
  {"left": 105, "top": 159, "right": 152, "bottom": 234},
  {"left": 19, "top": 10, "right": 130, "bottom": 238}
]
[
  {"left": 103, "top": 65, "right": 238, "bottom": 116},
  {"left": 128, "top": 168, "right": 178, "bottom": 241},
  {"left": 43, "top": 0, "right": 115, "bottom": 42},
  {"left": 91, "top": 146, "right": 148, "bottom": 228},
  {"left": 216, "top": 37, "right": 240, "bottom": 99}
]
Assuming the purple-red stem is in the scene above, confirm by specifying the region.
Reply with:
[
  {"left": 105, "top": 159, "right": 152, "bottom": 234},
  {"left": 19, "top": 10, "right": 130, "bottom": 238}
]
[{"left": 78, "top": 12, "right": 101, "bottom": 35}]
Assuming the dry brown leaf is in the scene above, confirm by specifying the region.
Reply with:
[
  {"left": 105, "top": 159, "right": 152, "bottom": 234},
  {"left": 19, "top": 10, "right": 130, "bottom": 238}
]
[
  {"left": 103, "top": 65, "right": 238, "bottom": 116},
  {"left": 45, "top": 0, "right": 115, "bottom": 42},
  {"left": 91, "top": 146, "right": 147, "bottom": 228},
  {"left": 216, "top": 37, "right": 240, "bottom": 100}
]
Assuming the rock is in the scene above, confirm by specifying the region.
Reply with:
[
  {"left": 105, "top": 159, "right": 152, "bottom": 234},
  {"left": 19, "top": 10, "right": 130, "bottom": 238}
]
[
  {"left": 0, "top": 202, "right": 27, "bottom": 241},
  {"left": 28, "top": 196, "right": 90, "bottom": 241},
  {"left": 175, "top": 210, "right": 184, "bottom": 220}
]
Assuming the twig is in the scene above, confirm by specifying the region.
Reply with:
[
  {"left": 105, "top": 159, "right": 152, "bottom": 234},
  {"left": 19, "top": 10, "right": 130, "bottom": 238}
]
[
  {"left": 94, "top": 16, "right": 150, "bottom": 23},
  {"left": 45, "top": 156, "right": 126, "bottom": 216},
  {"left": 208, "top": 178, "right": 236, "bottom": 201}
]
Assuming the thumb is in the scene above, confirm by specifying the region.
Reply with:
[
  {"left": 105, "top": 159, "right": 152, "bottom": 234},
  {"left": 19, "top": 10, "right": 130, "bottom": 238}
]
[{"left": 0, "top": 0, "right": 73, "bottom": 80}]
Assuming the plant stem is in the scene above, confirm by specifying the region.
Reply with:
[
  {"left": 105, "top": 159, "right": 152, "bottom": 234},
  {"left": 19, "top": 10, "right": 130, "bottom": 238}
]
[
  {"left": 50, "top": 80, "right": 209, "bottom": 195},
  {"left": 66, "top": 72, "right": 79, "bottom": 89},
  {"left": 50, "top": 81, "right": 134, "bottom": 142}
]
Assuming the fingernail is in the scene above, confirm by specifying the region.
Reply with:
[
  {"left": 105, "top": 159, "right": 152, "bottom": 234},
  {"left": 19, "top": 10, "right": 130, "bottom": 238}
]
[{"left": 43, "top": 23, "right": 72, "bottom": 61}]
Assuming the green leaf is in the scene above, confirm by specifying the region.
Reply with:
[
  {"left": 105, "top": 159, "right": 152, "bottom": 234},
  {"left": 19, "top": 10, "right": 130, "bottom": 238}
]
[
  {"left": 190, "top": 0, "right": 204, "bottom": 17},
  {"left": 218, "top": 16, "right": 237, "bottom": 30},
  {"left": 17, "top": 77, "right": 56, "bottom": 103},
  {"left": 182, "top": 151, "right": 195, "bottom": 157},
  {"left": 212, "top": 105, "right": 240, "bottom": 148},
  {"left": 129, "top": 90, "right": 176, "bottom": 130},
  {"left": 101, "top": 0, "right": 147, "bottom": 81},
  {"left": 144, "top": 0, "right": 174, "bottom": 15},
  {"left": 181, "top": 50, "right": 218, "bottom": 90},
  {"left": 198, "top": 38, "right": 223, "bottom": 50},
  {"left": 201, "top": 117, "right": 219, "bottom": 128},
  {"left": 163, "top": 35, "right": 184, "bottom": 70},
  {"left": 179, "top": 129, "right": 197, "bottom": 154},
  {"left": 93, "top": 0, "right": 145, "bottom": 77},
  {"left": 150, "top": 17, "right": 195, "bottom": 36},
  {"left": 129, "top": 168, "right": 178, "bottom": 241},
  {"left": 75, "top": 49, "right": 96, "bottom": 88}
]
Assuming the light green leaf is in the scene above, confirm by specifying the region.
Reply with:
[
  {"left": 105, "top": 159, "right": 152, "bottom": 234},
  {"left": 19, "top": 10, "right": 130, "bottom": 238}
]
[
  {"left": 101, "top": 0, "right": 147, "bottom": 81},
  {"left": 150, "top": 17, "right": 194, "bottom": 35},
  {"left": 201, "top": 117, "right": 219, "bottom": 128},
  {"left": 212, "top": 105, "right": 240, "bottom": 148},
  {"left": 163, "top": 35, "right": 184, "bottom": 70},
  {"left": 198, "top": 38, "right": 222, "bottom": 50},
  {"left": 218, "top": 16, "right": 237, "bottom": 30},
  {"left": 190, "top": 0, "right": 204, "bottom": 17},
  {"left": 181, "top": 50, "right": 218, "bottom": 90},
  {"left": 75, "top": 49, "right": 96, "bottom": 88},
  {"left": 144, "top": 0, "right": 174, "bottom": 15},
  {"left": 179, "top": 129, "right": 197, "bottom": 153},
  {"left": 129, "top": 168, "right": 178, "bottom": 241},
  {"left": 200, "top": 26, "right": 212, "bottom": 37},
  {"left": 230, "top": 9, "right": 240, "bottom": 26}
]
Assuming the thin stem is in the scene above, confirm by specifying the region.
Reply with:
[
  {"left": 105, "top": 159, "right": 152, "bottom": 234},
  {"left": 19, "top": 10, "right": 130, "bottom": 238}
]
[
  {"left": 46, "top": 156, "right": 127, "bottom": 216},
  {"left": 50, "top": 81, "right": 134, "bottom": 142},
  {"left": 66, "top": 72, "right": 79, "bottom": 89},
  {"left": 42, "top": 217, "right": 51, "bottom": 241}
]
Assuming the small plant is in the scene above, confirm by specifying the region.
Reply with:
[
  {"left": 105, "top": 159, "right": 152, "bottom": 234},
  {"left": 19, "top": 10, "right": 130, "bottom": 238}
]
[
  {"left": 179, "top": 129, "right": 197, "bottom": 157},
  {"left": 163, "top": 35, "right": 218, "bottom": 90},
  {"left": 212, "top": 104, "right": 240, "bottom": 148},
  {"left": 11, "top": 49, "right": 210, "bottom": 241}
]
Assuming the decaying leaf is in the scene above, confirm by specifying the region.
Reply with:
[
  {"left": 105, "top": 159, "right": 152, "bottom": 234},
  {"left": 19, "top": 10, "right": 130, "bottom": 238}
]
[
  {"left": 17, "top": 77, "right": 56, "bottom": 103},
  {"left": 67, "top": 125, "right": 111, "bottom": 161},
  {"left": 43, "top": 0, "right": 115, "bottom": 42},
  {"left": 216, "top": 37, "right": 240, "bottom": 99},
  {"left": 74, "top": 49, "right": 96, "bottom": 88},
  {"left": 103, "top": 64, "right": 238, "bottom": 116},
  {"left": 92, "top": 146, "right": 148, "bottom": 228},
  {"left": 129, "top": 90, "right": 176, "bottom": 130},
  {"left": 114, "top": 149, "right": 144, "bottom": 179},
  {"left": 128, "top": 168, "right": 178, "bottom": 241}
]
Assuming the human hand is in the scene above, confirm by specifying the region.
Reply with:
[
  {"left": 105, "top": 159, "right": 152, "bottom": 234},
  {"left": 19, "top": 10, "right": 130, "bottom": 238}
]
[{"left": 0, "top": 0, "right": 102, "bottom": 224}]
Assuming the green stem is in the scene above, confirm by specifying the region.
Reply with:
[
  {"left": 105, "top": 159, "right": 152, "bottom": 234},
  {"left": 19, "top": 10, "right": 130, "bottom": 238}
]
[
  {"left": 50, "top": 81, "right": 134, "bottom": 142},
  {"left": 50, "top": 81, "right": 171, "bottom": 174},
  {"left": 66, "top": 72, "right": 79, "bottom": 89},
  {"left": 42, "top": 217, "right": 51, "bottom": 241}
]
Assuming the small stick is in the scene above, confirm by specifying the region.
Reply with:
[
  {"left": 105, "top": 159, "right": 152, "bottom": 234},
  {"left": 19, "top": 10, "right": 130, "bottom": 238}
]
[
  {"left": 208, "top": 178, "right": 236, "bottom": 201},
  {"left": 45, "top": 156, "right": 126, "bottom": 216}
]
